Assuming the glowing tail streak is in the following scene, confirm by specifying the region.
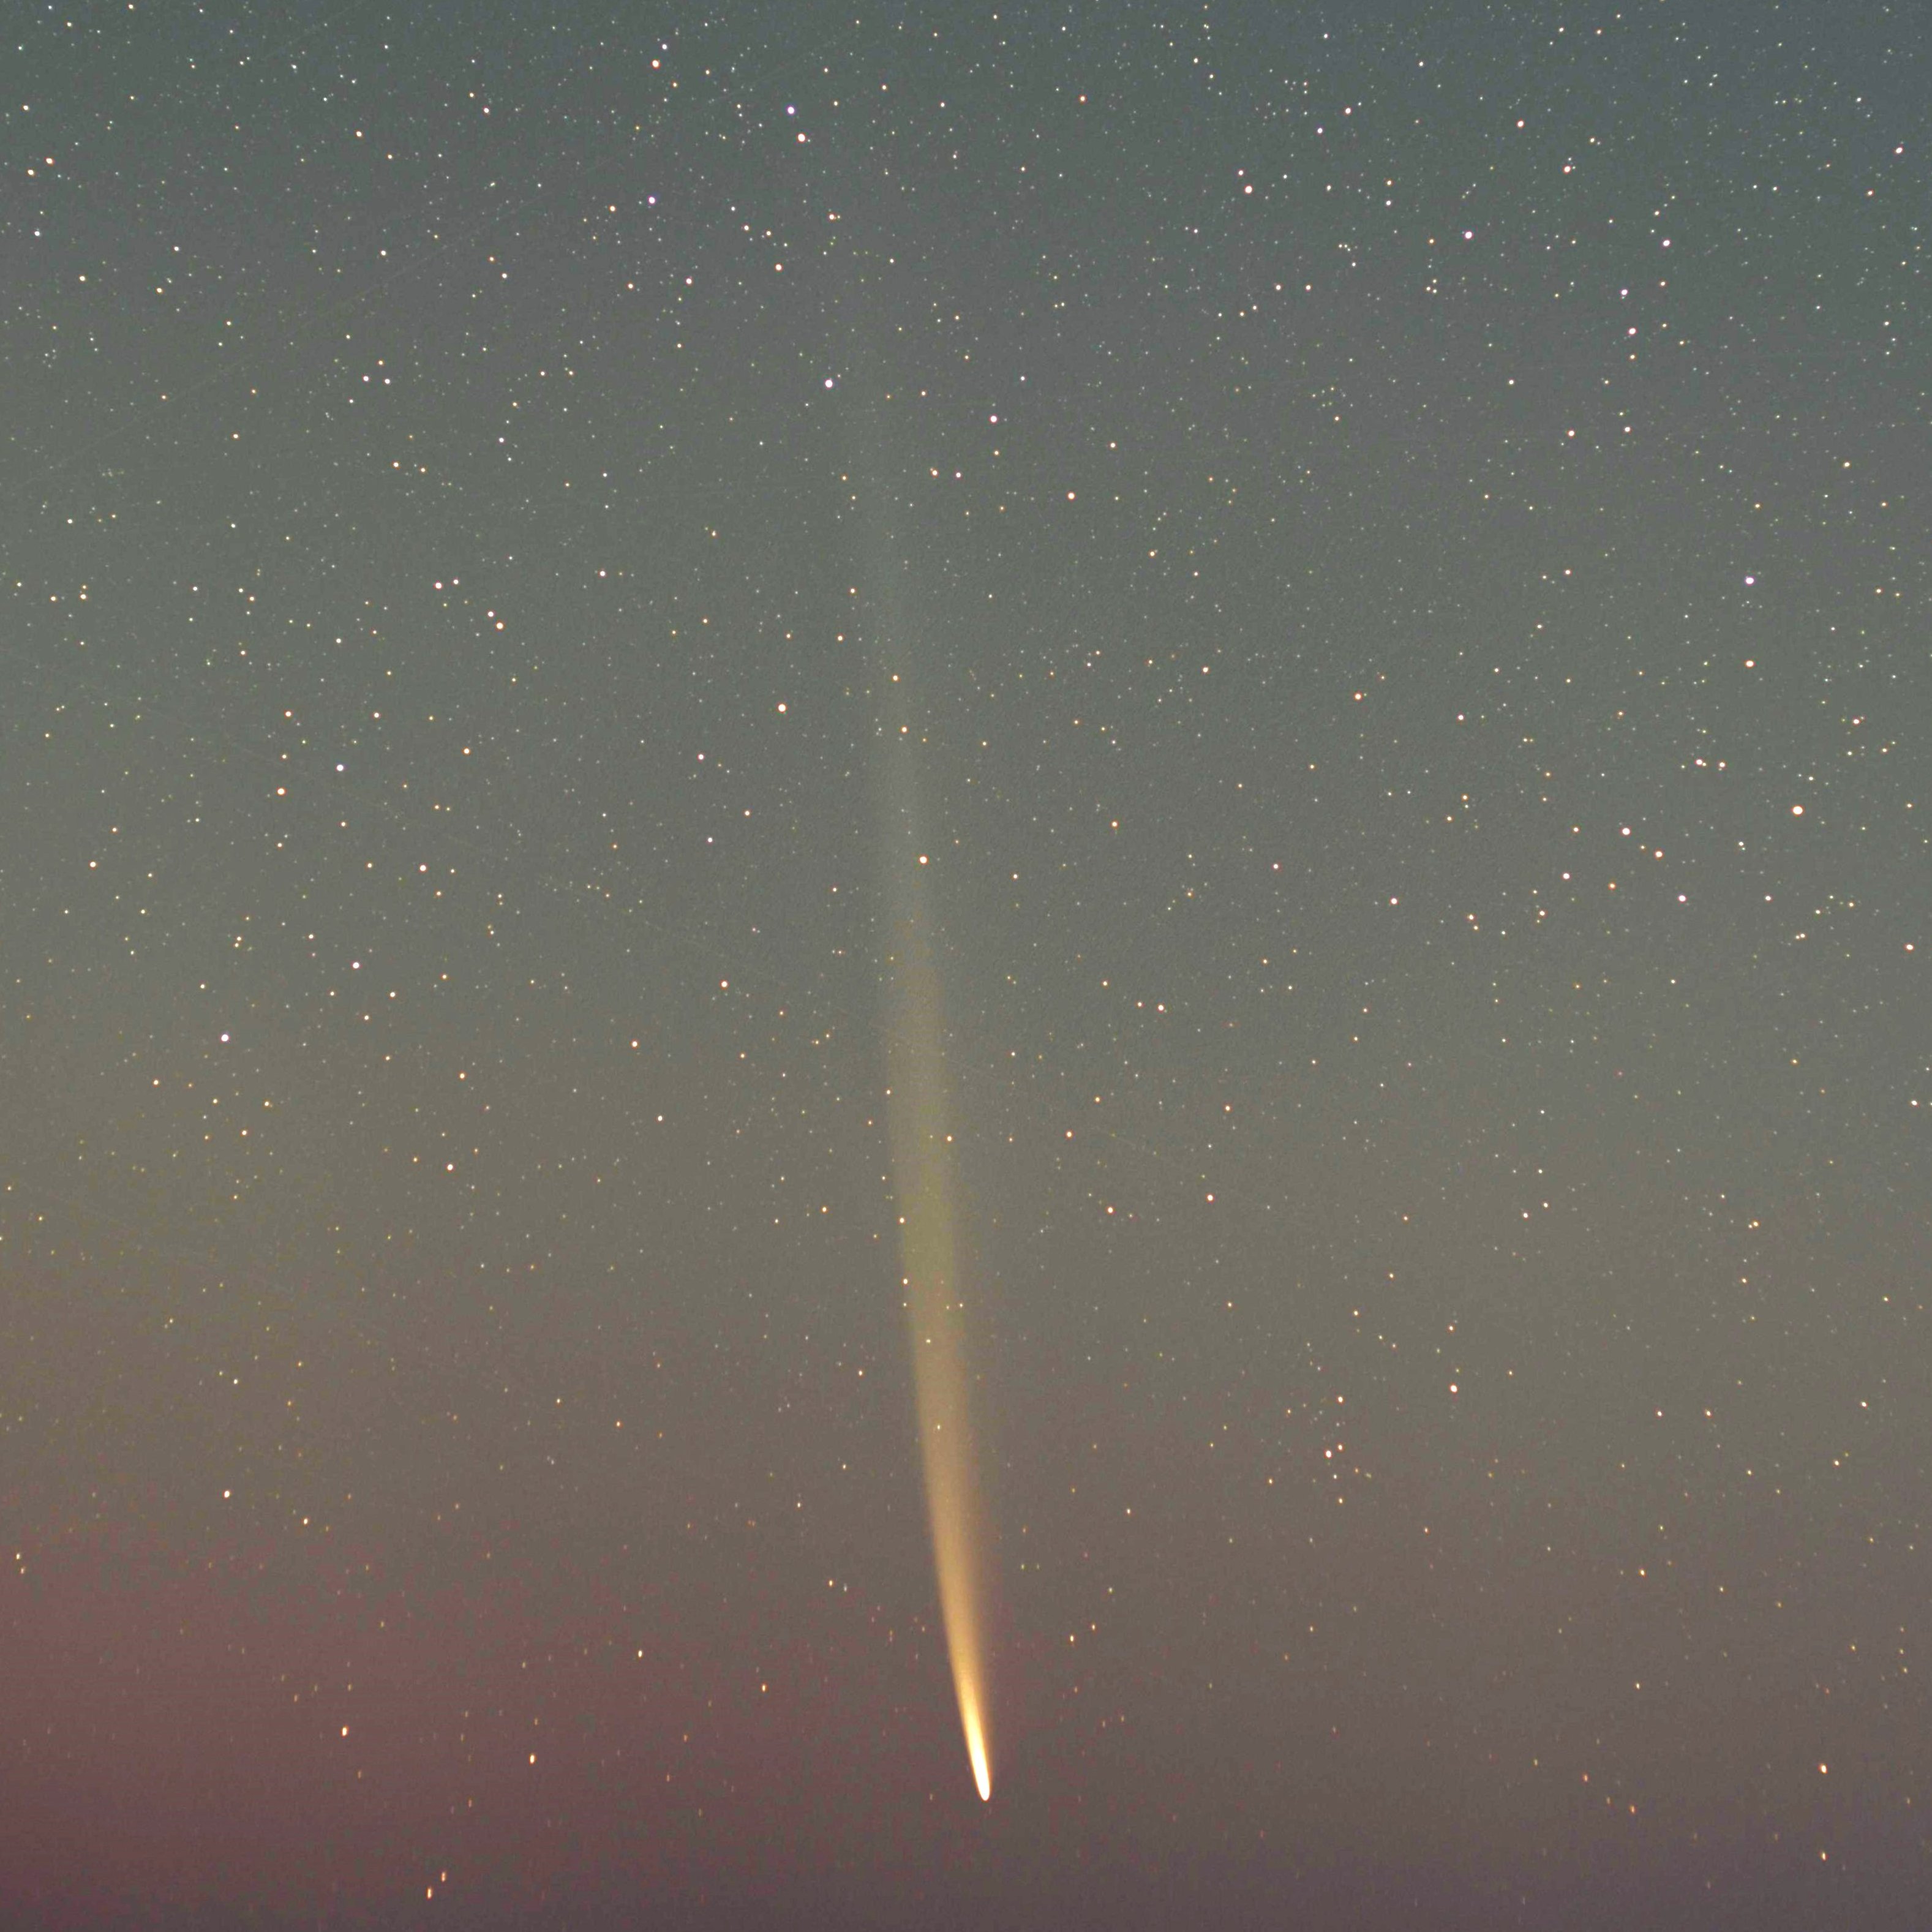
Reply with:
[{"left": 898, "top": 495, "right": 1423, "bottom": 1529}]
[{"left": 877, "top": 663, "right": 996, "bottom": 1803}]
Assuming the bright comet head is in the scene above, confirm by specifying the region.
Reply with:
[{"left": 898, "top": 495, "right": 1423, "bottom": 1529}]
[{"left": 966, "top": 1714, "right": 992, "bottom": 1802}]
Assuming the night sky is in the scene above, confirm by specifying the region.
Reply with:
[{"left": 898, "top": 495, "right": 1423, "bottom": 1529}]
[{"left": 4, "top": 2, "right": 1930, "bottom": 1926}]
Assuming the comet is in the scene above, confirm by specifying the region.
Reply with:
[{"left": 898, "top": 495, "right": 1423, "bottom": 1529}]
[
  {"left": 873, "top": 584, "right": 997, "bottom": 1804},
  {"left": 825, "top": 306, "right": 999, "bottom": 1797}
]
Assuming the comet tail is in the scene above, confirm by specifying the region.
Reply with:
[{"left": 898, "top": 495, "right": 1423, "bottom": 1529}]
[{"left": 878, "top": 661, "right": 996, "bottom": 1803}]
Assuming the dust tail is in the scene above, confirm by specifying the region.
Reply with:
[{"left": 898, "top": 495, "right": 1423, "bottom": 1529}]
[{"left": 876, "top": 664, "right": 996, "bottom": 1803}]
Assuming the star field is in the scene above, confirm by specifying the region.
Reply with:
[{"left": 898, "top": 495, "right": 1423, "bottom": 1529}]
[{"left": 2, "top": 3, "right": 1928, "bottom": 1926}]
